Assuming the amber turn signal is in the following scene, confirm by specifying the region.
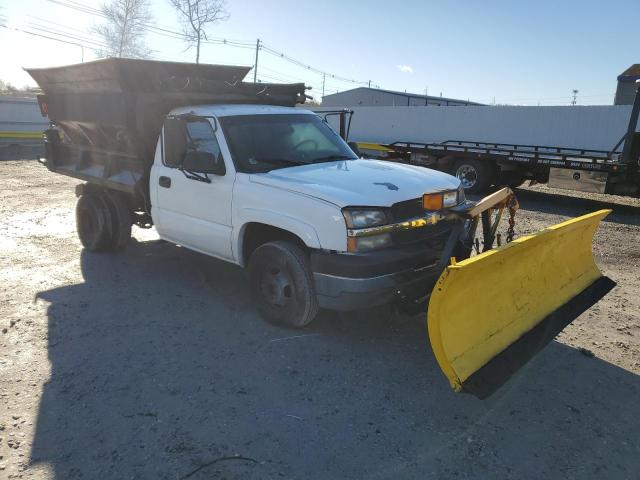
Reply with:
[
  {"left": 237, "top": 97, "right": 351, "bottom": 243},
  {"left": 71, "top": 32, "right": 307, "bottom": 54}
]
[{"left": 423, "top": 193, "right": 443, "bottom": 210}]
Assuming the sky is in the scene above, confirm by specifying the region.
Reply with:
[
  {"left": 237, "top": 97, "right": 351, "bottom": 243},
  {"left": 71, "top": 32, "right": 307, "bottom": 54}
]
[{"left": 0, "top": 0, "right": 637, "bottom": 105}]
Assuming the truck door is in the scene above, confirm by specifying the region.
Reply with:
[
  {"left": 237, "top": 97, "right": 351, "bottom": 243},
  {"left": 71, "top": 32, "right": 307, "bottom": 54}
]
[{"left": 151, "top": 116, "right": 234, "bottom": 261}]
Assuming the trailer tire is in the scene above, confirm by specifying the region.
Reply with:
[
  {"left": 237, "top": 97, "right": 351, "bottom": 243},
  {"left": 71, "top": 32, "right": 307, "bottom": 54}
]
[
  {"left": 452, "top": 159, "right": 496, "bottom": 194},
  {"left": 103, "top": 191, "right": 132, "bottom": 250},
  {"left": 76, "top": 193, "right": 113, "bottom": 252},
  {"left": 247, "top": 241, "right": 319, "bottom": 328}
]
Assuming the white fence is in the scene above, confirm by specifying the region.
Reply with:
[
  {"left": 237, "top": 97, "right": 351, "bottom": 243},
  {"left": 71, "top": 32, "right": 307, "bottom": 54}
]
[{"left": 315, "top": 105, "right": 636, "bottom": 152}]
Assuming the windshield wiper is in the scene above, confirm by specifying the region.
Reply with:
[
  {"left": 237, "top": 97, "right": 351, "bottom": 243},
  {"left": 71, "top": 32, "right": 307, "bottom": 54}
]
[
  {"left": 253, "top": 157, "right": 306, "bottom": 166},
  {"left": 310, "top": 154, "right": 357, "bottom": 163}
]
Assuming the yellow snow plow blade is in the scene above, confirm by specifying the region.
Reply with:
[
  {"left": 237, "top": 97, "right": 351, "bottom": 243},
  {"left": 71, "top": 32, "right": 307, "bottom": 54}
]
[{"left": 427, "top": 209, "right": 615, "bottom": 398}]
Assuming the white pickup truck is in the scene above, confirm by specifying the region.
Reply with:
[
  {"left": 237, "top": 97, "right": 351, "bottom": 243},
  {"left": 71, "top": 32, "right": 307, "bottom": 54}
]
[
  {"left": 73, "top": 104, "right": 472, "bottom": 328},
  {"left": 153, "top": 105, "right": 474, "bottom": 326},
  {"left": 29, "top": 59, "right": 479, "bottom": 328}
]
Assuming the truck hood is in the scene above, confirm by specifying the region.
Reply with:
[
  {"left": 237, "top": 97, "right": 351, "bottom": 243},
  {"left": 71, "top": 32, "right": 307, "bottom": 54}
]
[{"left": 249, "top": 159, "right": 461, "bottom": 207}]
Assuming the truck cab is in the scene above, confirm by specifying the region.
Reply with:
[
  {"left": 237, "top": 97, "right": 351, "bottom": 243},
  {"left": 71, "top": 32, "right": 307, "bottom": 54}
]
[{"left": 149, "top": 104, "right": 471, "bottom": 327}]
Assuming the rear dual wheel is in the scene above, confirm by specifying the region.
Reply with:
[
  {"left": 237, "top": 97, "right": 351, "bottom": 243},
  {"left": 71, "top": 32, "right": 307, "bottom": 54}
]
[{"left": 76, "top": 191, "right": 132, "bottom": 252}]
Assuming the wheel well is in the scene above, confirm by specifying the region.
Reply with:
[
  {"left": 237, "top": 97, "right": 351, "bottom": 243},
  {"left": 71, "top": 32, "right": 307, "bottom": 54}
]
[{"left": 241, "top": 223, "right": 307, "bottom": 266}]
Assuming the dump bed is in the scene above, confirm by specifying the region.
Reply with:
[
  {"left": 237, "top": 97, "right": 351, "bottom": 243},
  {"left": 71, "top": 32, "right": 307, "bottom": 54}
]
[{"left": 26, "top": 58, "right": 307, "bottom": 202}]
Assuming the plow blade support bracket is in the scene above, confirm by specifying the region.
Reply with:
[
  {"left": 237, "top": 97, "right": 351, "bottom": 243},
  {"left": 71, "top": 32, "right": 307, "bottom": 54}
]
[{"left": 427, "top": 209, "right": 615, "bottom": 399}]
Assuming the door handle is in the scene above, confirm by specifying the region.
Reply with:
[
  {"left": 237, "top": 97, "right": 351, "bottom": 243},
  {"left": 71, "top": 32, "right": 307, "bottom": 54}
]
[{"left": 159, "top": 176, "right": 171, "bottom": 188}]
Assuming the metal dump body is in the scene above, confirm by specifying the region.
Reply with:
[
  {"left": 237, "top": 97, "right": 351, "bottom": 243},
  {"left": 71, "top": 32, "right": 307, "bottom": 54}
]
[{"left": 26, "top": 58, "right": 306, "bottom": 201}]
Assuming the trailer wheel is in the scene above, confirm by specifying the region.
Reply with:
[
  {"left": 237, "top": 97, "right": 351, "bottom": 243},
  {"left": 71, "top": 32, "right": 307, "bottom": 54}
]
[
  {"left": 247, "top": 241, "right": 319, "bottom": 328},
  {"left": 76, "top": 193, "right": 113, "bottom": 252},
  {"left": 452, "top": 159, "right": 495, "bottom": 194},
  {"left": 103, "top": 191, "right": 132, "bottom": 250}
]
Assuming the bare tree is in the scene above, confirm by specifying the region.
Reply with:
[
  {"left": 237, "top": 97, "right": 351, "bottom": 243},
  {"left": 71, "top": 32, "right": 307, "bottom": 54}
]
[
  {"left": 92, "top": 0, "right": 153, "bottom": 58},
  {"left": 168, "top": 0, "right": 229, "bottom": 63}
]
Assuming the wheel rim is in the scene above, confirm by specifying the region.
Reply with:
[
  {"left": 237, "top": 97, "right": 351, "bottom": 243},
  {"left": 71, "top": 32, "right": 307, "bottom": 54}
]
[
  {"left": 258, "top": 264, "right": 295, "bottom": 308},
  {"left": 455, "top": 164, "right": 478, "bottom": 189}
]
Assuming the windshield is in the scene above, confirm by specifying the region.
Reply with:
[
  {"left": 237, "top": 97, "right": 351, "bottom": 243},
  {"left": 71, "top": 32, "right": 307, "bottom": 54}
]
[{"left": 219, "top": 113, "right": 358, "bottom": 173}]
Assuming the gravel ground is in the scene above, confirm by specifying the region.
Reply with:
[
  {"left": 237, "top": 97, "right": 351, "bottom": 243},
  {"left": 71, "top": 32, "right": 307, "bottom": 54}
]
[{"left": 1, "top": 160, "right": 639, "bottom": 479}]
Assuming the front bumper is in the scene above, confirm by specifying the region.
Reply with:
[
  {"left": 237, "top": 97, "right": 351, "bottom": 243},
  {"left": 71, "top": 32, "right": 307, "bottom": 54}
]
[
  {"left": 311, "top": 220, "right": 468, "bottom": 311},
  {"left": 310, "top": 188, "right": 517, "bottom": 313}
]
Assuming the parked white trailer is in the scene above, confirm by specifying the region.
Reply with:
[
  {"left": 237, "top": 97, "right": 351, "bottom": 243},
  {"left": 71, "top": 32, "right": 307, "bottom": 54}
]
[
  {"left": 0, "top": 95, "right": 48, "bottom": 160},
  {"left": 316, "top": 104, "right": 634, "bottom": 151}
]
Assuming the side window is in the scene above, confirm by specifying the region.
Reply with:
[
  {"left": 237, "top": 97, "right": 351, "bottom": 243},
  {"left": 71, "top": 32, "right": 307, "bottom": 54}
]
[
  {"left": 162, "top": 118, "right": 223, "bottom": 172},
  {"left": 186, "top": 120, "right": 222, "bottom": 164}
]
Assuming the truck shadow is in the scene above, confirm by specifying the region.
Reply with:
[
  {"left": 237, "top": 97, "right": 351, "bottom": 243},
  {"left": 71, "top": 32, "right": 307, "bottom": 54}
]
[{"left": 31, "top": 239, "right": 640, "bottom": 479}]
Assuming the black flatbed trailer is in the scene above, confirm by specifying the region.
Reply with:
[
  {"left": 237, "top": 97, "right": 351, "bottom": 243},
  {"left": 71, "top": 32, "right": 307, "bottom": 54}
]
[
  {"left": 356, "top": 83, "right": 640, "bottom": 197},
  {"left": 387, "top": 140, "right": 628, "bottom": 173}
]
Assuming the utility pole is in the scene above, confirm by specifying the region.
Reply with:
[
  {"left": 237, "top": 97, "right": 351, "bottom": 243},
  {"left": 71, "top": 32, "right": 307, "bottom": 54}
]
[
  {"left": 368, "top": 80, "right": 371, "bottom": 88},
  {"left": 253, "top": 39, "right": 260, "bottom": 83},
  {"left": 322, "top": 73, "right": 326, "bottom": 98},
  {"left": 571, "top": 89, "right": 578, "bottom": 105}
]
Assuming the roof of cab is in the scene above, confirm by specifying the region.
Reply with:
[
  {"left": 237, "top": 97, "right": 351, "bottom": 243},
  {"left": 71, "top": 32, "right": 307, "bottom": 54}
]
[{"left": 169, "top": 104, "right": 316, "bottom": 117}]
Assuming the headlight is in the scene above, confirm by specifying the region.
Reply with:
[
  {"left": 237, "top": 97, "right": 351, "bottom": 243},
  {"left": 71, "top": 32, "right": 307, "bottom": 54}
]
[
  {"left": 342, "top": 208, "right": 388, "bottom": 228},
  {"left": 347, "top": 233, "right": 392, "bottom": 252},
  {"left": 343, "top": 208, "right": 391, "bottom": 252},
  {"left": 443, "top": 190, "right": 458, "bottom": 208}
]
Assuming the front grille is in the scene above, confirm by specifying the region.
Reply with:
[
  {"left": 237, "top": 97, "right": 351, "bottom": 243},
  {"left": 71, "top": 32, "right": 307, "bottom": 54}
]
[
  {"left": 391, "top": 198, "right": 423, "bottom": 222},
  {"left": 391, "top": 220, "right": 452, "bottom": 247},
  {"left": 390, "top": 197, "right": 453, "bottom": 247}
]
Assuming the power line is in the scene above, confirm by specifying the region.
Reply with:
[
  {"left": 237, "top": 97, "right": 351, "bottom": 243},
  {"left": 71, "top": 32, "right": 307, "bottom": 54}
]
[
  {"left": 260, "top": 42, "right": 379, "bottom": 88},
  {"left": 25, "top": 22, "right": 106, "bottom": 48},
  {"left": 0, "top": 24, "right": 98, "bottom": 60},
  {"left": 45, "top": 0, "right": 379, "bottom": 92}
]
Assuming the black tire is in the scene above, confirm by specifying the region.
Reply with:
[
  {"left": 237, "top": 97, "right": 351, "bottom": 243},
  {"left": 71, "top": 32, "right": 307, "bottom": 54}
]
[
  {"left": 247, "top": 241, "right": 319, "bottom": 328},
  {"left": 75, "top": 193, "right": 113, "bottom": 252},
  {"left": 103, "top": 191, "right": 132, "bottom": 250},
  {"left": 452, "top": 159, "right": 496, "bottom": 194}
]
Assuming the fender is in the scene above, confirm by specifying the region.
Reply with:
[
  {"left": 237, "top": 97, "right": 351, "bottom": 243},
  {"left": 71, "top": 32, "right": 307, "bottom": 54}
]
[{"left": 234, "top": 208, "right": 322, "bottom": 266}]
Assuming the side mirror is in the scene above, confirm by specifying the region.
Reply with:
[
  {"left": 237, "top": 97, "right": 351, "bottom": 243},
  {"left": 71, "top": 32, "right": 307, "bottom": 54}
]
[
  {"left": 163, "top": 118, "right": 188, "bottom": 167},
  {"left": 182, "top": 150, "right": 225, "bottom": 175}
]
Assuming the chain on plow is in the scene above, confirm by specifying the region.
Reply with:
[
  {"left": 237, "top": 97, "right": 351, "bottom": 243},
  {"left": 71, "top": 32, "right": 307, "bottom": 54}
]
[
  {"left": 506, "top": 194, "right": 518, "bottom": 243},
  {"left": 469, "top": 188, "right": 520, "bottom": 255}
]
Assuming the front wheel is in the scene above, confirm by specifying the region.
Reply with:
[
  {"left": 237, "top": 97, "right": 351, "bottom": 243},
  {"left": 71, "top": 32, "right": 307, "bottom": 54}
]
[
  {"left": 247, "top": 241, "right": 319, "bottom": 328},
  {"left": 452, "top": 159, "right": 496, "bottom": 194}
]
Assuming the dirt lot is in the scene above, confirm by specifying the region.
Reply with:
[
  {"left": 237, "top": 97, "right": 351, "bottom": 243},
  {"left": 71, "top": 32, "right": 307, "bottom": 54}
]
[{"left": 1, "top": 160, "right": 639, "bottom": 479}]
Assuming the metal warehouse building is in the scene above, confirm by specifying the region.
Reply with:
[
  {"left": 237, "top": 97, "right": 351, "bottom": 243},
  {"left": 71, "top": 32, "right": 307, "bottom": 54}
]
[{"left": 322, "top": 87, "right": 484, "bottom": 107}]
